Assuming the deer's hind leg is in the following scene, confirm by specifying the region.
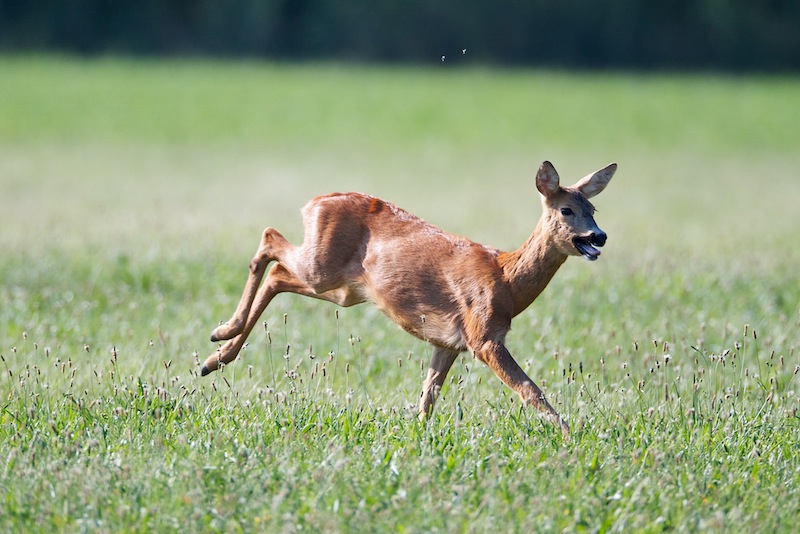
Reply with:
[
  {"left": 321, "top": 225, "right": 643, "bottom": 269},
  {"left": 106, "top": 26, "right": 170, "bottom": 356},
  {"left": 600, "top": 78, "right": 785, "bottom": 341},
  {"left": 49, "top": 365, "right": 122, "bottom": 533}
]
[
  {"left": 210, "top": 227, "right": 293, "bottom": 343},
  {"left": 202, "top": 260, "right": 368, "bottom": 376},
  {"left": 203, "top": 262, "right": 317, "bottom": 375}
]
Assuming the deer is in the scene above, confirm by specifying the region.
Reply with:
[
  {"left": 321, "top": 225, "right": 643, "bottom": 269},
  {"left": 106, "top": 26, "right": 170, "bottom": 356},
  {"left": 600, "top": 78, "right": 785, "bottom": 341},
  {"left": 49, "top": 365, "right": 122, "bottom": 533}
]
[{"left": 201, "top": 160, "right": 616, "bottom": 437}]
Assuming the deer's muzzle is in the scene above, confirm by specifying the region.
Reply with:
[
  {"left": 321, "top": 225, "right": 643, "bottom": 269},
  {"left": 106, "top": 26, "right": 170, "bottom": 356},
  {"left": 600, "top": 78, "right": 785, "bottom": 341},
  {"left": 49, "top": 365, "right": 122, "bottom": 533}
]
[{"left": 573, "top": 231, "right": 606, "bottom": 261}]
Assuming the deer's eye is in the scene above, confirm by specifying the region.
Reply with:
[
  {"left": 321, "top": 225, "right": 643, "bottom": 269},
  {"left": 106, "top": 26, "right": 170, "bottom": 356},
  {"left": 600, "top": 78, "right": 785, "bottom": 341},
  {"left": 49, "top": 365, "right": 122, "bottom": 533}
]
[{"left": 560, "top": 207, "right": 574, "bottom": 216}]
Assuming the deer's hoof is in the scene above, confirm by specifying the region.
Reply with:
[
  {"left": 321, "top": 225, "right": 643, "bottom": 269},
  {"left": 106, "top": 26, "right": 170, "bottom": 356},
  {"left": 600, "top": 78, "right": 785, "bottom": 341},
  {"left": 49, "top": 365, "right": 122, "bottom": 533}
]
[
  {"left": 210, "top": 322, "right": 242, "bottom": 342},
  {"left": 560, "top": 422, "right": 571, "bottom": 442}
]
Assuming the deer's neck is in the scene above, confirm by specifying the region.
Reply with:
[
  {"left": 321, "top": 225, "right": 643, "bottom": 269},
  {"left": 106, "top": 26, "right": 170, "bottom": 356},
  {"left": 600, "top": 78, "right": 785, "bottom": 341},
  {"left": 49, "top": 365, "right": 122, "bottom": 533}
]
[{"left": 499, "top": 217, "right": 568, "bottom": 317}]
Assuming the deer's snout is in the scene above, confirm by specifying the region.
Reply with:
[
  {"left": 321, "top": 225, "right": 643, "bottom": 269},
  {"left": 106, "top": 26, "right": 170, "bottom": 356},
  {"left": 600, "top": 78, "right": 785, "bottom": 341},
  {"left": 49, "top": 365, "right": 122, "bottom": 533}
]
[{"left": 590, "top": 231, "right": 607, "bottom": 247}]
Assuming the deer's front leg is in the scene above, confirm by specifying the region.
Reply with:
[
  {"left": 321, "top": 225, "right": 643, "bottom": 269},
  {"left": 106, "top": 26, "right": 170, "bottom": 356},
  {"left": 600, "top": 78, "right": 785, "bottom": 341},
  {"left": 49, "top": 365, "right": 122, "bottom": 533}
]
[
  {"left": 474, "top": 339, "right": 570, "bottom": 438},
  {"left": 418, "top": 346, "right": 459, "bottom": 420}
]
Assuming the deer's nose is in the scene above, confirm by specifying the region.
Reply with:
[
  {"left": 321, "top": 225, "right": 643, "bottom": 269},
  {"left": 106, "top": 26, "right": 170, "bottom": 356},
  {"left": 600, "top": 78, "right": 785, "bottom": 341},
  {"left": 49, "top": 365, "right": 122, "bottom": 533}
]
[{"left": 591, "top": 231, "right": 607, "bottom": 247}]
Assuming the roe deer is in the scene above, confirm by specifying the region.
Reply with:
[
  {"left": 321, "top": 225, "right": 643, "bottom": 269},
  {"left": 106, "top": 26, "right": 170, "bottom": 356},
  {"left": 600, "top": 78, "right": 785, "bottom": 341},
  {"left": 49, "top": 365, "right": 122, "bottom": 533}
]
[{"left": 202, "top": 160, "right": 616, "bottom": 437}]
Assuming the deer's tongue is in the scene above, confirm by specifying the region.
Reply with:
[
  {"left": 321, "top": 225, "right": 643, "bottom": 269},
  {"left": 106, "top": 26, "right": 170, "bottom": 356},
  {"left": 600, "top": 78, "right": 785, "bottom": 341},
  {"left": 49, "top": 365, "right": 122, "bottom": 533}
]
[{"left": 575, "top": 240, "right": 601, "bottom": 261}]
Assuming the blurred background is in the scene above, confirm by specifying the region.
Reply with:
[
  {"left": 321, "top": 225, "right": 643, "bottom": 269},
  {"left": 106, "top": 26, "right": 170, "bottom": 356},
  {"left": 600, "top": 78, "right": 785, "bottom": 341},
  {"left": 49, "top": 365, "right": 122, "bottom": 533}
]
[
  {"left": 2, "top": 5, "right": 800, "bottom": 530},
  {"left": 2, "top": 0, "right": 800, "bottom": 296},
  {"left": 1, "top": 2, "right": 798, "bottom": 350},
  {"left": 1, "top": 0, "right": 799, "bottom": 71}
]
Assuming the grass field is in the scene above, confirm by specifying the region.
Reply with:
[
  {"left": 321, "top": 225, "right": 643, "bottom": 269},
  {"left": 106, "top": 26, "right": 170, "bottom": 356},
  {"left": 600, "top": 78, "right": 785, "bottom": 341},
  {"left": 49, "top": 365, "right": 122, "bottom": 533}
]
[{"left": 1, "top": 56, "right": 800, "bottom": 532}]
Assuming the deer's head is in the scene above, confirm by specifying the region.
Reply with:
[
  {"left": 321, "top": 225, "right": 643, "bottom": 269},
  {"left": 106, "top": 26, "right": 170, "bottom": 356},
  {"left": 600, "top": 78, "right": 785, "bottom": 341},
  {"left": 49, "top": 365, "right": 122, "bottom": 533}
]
[{"left": 535, "top": 161, "right": 616, "bottom": 261}]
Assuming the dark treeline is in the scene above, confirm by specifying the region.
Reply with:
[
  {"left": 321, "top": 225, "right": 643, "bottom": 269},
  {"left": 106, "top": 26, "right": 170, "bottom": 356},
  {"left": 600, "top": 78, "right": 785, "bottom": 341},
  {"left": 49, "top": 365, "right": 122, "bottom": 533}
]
[{"left": 1, "top": 0, "right": 798, "bottom": 71}]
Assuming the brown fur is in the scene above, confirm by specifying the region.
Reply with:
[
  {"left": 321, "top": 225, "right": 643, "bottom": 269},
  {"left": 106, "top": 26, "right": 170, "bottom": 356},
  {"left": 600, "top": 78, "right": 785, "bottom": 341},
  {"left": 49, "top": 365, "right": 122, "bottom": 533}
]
[{"left": 201, "top": 160, "right": 616, "bottom": 437}]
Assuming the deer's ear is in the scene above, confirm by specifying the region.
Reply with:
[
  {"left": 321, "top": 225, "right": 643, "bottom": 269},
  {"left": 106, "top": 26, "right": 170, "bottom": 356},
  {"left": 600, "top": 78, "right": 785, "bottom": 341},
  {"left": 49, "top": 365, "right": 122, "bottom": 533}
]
[
  {"left": 535, "top": 161, "right": 561, "bottom": 198},
  {"left": 574, "top": 163, "right": 616, "bottom": 199}
]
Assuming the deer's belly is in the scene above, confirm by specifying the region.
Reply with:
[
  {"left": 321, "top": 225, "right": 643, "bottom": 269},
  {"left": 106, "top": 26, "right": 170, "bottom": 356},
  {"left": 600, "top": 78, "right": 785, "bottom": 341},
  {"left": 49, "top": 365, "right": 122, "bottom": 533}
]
[{"left": 375, "top": 300, "right": 469, "bottom": 351}]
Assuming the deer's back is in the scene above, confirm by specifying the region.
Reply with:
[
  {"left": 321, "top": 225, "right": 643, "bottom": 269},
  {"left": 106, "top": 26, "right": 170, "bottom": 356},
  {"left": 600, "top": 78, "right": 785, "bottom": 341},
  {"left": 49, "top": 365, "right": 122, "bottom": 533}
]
[{"left": 302, "top": 193, "right": 512, "bottom": 349}]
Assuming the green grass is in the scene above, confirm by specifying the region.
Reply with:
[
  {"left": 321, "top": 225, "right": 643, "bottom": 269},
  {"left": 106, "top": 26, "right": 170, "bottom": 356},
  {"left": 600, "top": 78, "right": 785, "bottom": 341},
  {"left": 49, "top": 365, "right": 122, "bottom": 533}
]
[{"left": 1, "top": 56, "right": 800, "bottom": 532}]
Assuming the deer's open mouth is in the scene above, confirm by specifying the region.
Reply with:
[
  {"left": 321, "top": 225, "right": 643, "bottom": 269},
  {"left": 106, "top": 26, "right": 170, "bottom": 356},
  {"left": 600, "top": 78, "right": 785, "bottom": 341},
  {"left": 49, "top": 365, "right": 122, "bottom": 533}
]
[{"left": 573, "top": 236, "right": 603, "bottom": 261}]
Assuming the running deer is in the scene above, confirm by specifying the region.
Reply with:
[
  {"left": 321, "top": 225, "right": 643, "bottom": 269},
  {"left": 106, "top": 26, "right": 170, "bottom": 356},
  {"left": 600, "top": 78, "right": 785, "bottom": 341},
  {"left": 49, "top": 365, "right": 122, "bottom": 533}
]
[{"left": 202, "top": 160, "right": 616, "bottom": 437}]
